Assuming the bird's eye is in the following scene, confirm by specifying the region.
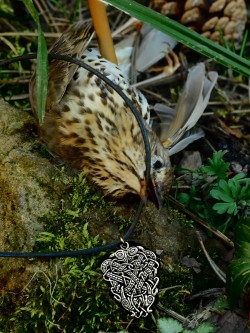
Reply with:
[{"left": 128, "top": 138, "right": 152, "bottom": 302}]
[{"left": 153, "top": 160, "right": 163, "bottom": 170}]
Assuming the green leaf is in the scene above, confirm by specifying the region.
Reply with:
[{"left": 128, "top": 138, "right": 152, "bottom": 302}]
[
  {"left": 36, "top": 231, "right": 55, "bottom": 242},
  {"left": 213, "top": 150, "right": 227, "bottom": 163},
  {"left": 228, "top": 178, "right": 241, "bottom": 199},
  {"left": 227, "top": 259, "right": 250, "bottom": 307},
  {"left": 238, "top": 185, "right": 248, "bottom": 200},
  {"left": 217, "top": 179, "right": 231, "bottom": 196},
  {"left": 213, "top": 202, "right": 237, "bottom": 215},
  {"left": 234, "top": 223, "right": 250, "bottom": 258},
  {"left": 210, "top": 188, "right": 234, "bottom": 203},
  {"left": 22, "top": 0, "right": 39, "bottom": 22},
  {"left": 235, "top": 222, "right": 250, "bottom": 243},
  {"left": 157, "top": 317, "right": 183, "bottom": 333},
  {"left": 105, "top": 0, "right": 250, "bottom": 76},
  {"left": 217, "top": 216, "right": 231, "bottom": 234},
  {"left": 227, "top": 219, "right": 250, "bottom": 306},
  {"left": 23, "top": 0, "right": 48, "bottom": 124},
  {"left": 218, "top": 192, "right": 234, "bottom": 203},
  {"left": 227, "top": 203, "right": 238, "bottom": 215},
  {"left": 235, "top": 240, "right": 250, "bottom": 259},
  {"left": 210, "top": 189, "right": 222, "bottom": 200},
  {"left": 195, "top": 322, "right": 215, "bottom": 333},
  {"left": 240, "top": 30, "right": 248, "bottom": 57},
  {"left": 178, "top": 193, "right": 191, "bottom": 205},
  {"left": 212, "top": 297, "right": 229, "bottom": 311},
  {"left": 233, "top": 173, "right": 246, "bottom": 181}
]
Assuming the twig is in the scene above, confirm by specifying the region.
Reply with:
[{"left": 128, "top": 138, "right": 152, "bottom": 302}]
[
  {"left": 102, "top": 319, "right": 155, "bottom": 333},
  {"left": 142, "top": 88, "right": 171, "bottom": 105},
  {"left": 196, "top": 231, "right": 226, "bottom": 283},
  {"left": 49, "top": 17, "right": 69, "bottom": 23},
  {"left": 204, "top": 138, "right": 217, "bottom": 153},
  {"left": 5, "top": 94, "right": 29, "bottom": 101},
  {"left": 125, "top": 319, "right": 134, "bottom": 331},
  {"left": 157, "top": 302, "right": 191, "bottom": 325},
  {"left": 0, "top": 18, "right": 17, "bottom": 32},
  {"left": 208, "top": 100, "right": 250, "bottom": 106},
  {"left": 165, "top": 99, "right": 250, "bottom": 109},
  {"left": 0, "top": 36, "right": 19, "bottom": 55},
  {"left": 0, "top": 78, "right": 30, "bottom": 84},
  {"left": 189, "top": 287, "right": 225, "bottom": 300},
  {"left": 203, "top": 109, "right": 250, "bottom": 116},
  {"left": 40, "top": 0, "right": 61, "bottom": 33},
  {"left": 33, "top": 0, "right": 51, "bottom": 29},
  {"left": 0, "top": 32, "right": 60, "bottom": 38},
  {"left": 0, "top": 36, "right": 23, "bottom": 73},
  {"left": 159, "top": 285, "right": 183, "bottom": 295},
  {"left": 1, "top": 70, "right": 31, "bottom": 74}
]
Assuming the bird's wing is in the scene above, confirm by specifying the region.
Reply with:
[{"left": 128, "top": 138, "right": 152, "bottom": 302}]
[
  {"left": 152, "top": 63, "right": 218, "bottom": 154},
  {"left": 30, "top": 22, "right": 94, "bottom": 116}
]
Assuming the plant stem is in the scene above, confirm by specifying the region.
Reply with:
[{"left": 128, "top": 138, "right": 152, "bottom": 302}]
[
  {"left": 88, "top": 0, "right": 118, "bottom": 64},
  {"left": 169, "top": 195, "right": 234, "bottom": 248}
]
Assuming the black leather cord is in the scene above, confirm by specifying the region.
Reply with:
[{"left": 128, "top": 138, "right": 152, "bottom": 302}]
[{"left": 0, "top": 53, "right": 151, "bottom": 258}]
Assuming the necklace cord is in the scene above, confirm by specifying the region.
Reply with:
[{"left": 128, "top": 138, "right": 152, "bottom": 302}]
[{"left": 0, "top": 53, "right": 151, "bottom": 258}]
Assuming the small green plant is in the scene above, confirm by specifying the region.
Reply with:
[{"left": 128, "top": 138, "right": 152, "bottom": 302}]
[
  {"left": 227, "top": 217, "right": 250, "bottom": 308},
  {"left": 176, "top": 151, "right": 250, "bottom": 233},
  {"left": 201, "top": 150, "right": 230, "bottom": 178},
  {"left": 210, "top": 173, "right": 250, "bottom": 216},
  {"left": 157, "top": 317, "right": 214, "bottom": 333}
]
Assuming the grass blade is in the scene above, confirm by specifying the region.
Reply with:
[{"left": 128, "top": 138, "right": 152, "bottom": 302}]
[{"left": 23, "top": 0, "right": 48, "bottom": 124}]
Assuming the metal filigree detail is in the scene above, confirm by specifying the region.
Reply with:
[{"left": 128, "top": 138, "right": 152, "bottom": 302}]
[{"left": 101, "top": 242, "right": 159, "bottom": 318}]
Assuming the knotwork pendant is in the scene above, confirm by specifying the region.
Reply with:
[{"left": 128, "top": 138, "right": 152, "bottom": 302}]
[{"left": 101, "top": 242, "right": 159, "bottom": 318}]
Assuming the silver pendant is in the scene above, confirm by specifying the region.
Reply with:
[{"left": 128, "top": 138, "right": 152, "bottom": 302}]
[{"left": 101, "top": 242, "right": 159, "bottom": 318}]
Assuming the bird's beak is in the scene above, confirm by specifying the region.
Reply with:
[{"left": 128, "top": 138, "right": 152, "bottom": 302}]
[
  {"left": 148, "top": 177, "right": 163, "bottom": 209},
  {"left": 140, "top": 177, "right": 163, "bottom": 209}
]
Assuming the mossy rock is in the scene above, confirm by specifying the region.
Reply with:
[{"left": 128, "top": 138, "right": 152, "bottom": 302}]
[{"left": 0, "top": 99, "right": 67, "bottom": 290}]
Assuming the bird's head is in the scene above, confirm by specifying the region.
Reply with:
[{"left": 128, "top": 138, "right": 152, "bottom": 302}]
[{"left": 89, "top": 125, "right": 172, "bottom": 209}]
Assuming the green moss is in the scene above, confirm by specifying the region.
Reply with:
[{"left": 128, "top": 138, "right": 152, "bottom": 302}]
[
  {"left": 159, "top": 264, "right": 194, "bottom": 315},
  {"left": 0, "top": 170, "right": 156, "bottom": 332},
  {"left": 6, "top": 245, "right": 125, "bottom": 332},
  {"left": 166, "top": 208, "right": 194, "bottom": 228},
  {"left": 0, "top": 171, "right": 126, "bottom": 332}
]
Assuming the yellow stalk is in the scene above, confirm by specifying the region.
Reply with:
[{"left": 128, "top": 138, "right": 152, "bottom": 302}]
[{"left": 88, "top": 0, "right": 118, "bottom": 64}]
